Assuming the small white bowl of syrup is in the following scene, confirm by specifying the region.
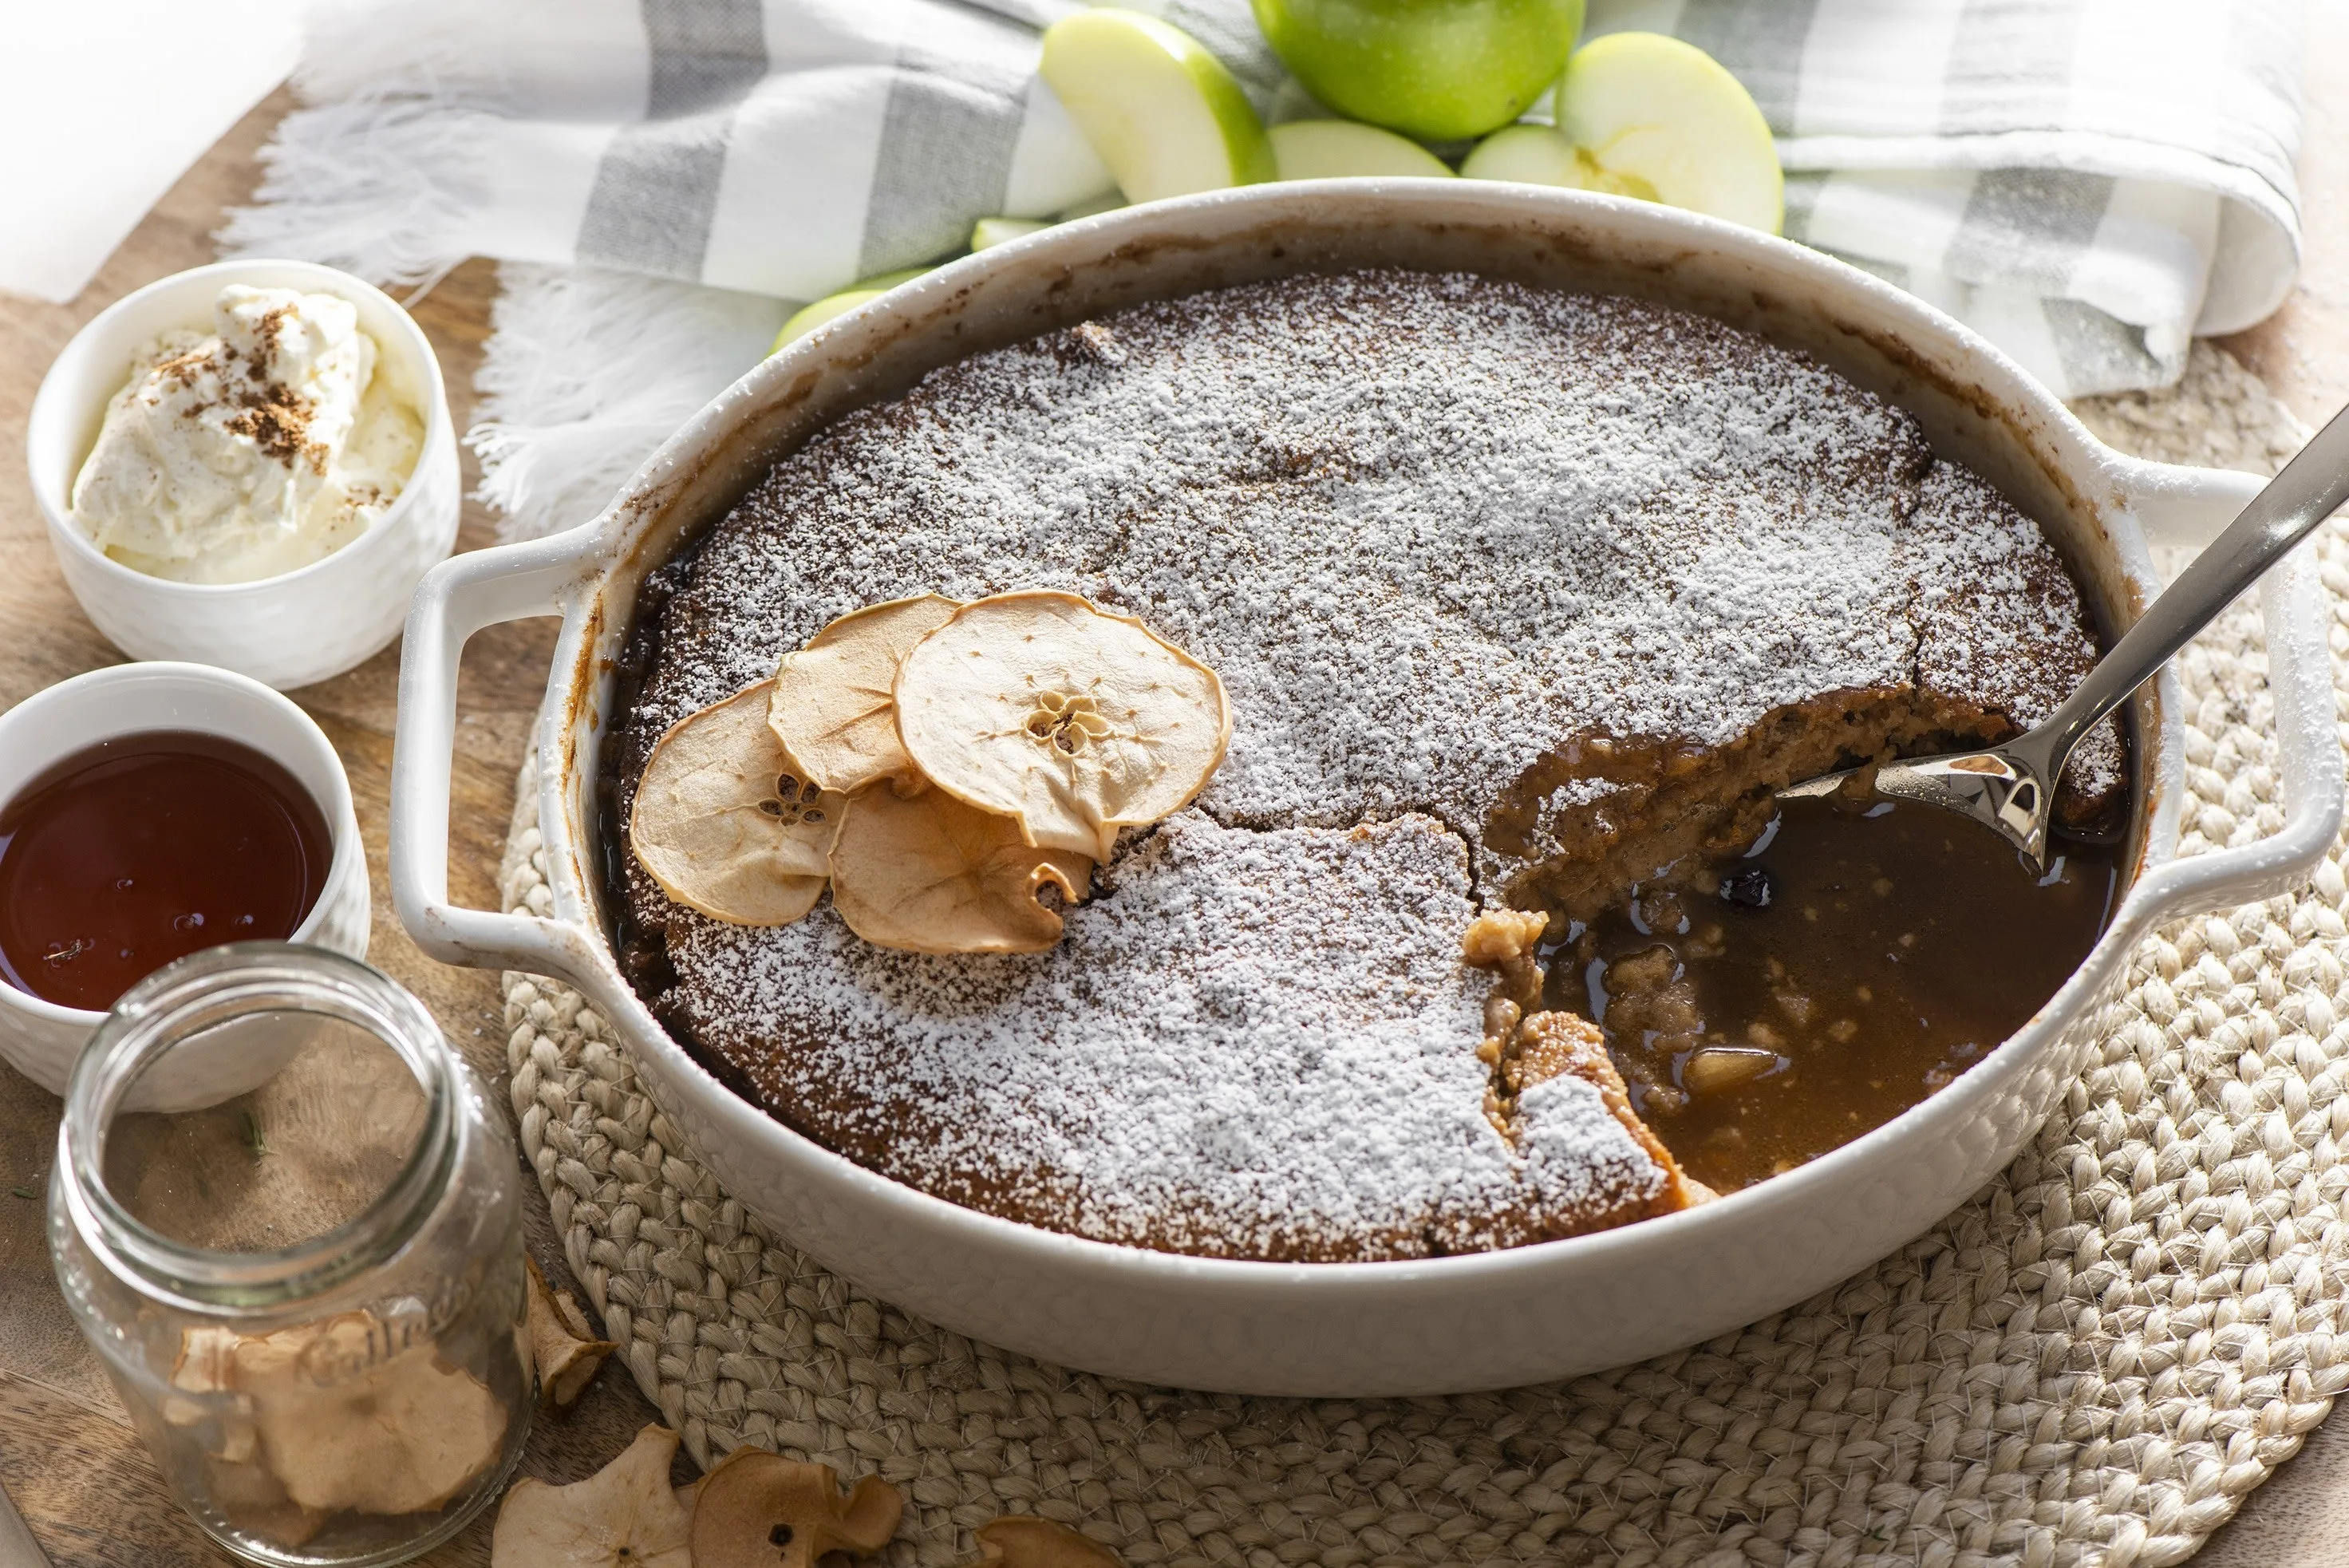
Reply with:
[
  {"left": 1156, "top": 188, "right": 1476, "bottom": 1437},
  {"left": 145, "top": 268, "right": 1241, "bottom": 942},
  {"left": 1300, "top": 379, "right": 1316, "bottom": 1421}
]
[{"left": 0, "top": 662, "right": 369, "bottom": 1104}]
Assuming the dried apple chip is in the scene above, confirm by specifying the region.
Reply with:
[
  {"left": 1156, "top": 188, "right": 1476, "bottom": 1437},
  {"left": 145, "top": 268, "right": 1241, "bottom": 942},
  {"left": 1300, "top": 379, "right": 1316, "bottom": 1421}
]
[
  {"left": 206, "top": 1451, "right": 332, "bottom": 1551},
  {"left": 828, "top": 784, "right": 1090, "bottom": 954},
  {"left": 527, "top": 1255, "right": 618, "bottom": 1408},
  {"left": 688, "top": 1448, "right": 902, "bottom": 1568},
  {"left": 492, "top": 1424, "right": 695, "bottom": 1568},
  {"left": 236, "top": 1310, "right": 507, "bottom": 1516},
  {"left": 168, "top": 1325, "right": 257, "bottom": 1463},
  {"left": 970, "top": 1515, "right": 1126, "bottom": 1566},
  {"left": 630, "top": 681, "right": 842, "bottom": 925},
  {"left": 768, "top": 594, "right": 961, "bottom": 793},
  {"left": 894, "top": 591, "right": 1230, "bottom": 860}
]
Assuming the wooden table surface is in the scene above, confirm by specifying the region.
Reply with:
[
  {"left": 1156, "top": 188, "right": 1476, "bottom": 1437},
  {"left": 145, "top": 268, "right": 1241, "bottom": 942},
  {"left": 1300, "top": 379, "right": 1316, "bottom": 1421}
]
[{"left": 5, "top": 25, "right": 2349, "bottom": 1561}]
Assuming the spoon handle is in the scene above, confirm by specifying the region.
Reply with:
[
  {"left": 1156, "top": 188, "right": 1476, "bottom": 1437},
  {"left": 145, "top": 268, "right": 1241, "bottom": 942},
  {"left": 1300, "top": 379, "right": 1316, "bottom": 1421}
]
[{"left": 2022, "top": 401, "right": 2349, "bottom": 778}]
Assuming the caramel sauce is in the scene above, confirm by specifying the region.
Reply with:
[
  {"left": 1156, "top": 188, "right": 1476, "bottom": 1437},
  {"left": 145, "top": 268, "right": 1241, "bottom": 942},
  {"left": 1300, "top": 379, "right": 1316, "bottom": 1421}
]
[
  {"left": 0, "top": 732, "right": 330, "bottom": 1012},
  {"left": 1549, "top": 792, "right": 2119, "bottom": 1192}
]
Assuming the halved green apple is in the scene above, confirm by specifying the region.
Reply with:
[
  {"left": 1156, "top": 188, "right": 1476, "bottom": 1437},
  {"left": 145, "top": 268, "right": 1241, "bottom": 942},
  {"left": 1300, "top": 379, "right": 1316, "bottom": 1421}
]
[
  {"left": 772, "top": 268, "right": 934, "bottom": 352},
  {"left": 1039, "top": 10, "right": 1276, "bottom": 203},
  {"left": 1550, "top": 32, "right": 1781, "bottom": 233},
  {"left": 971, "top": 217, "right": 1052, "bottom": 251},
  {"left": 1459, "top": 123, "right": 1581, "bottom": 185},
  {"left": 1270, "top": 119, "right": 1455, "bottom": 180}
]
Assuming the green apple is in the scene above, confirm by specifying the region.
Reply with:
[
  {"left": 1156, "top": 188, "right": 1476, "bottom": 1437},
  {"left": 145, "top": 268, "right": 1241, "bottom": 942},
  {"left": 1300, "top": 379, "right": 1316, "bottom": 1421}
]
[
  {"left": 1550, "top": 32, "right": 1782, "bottom": 232},
  {"left": 774, "top": 291, "right": 882, "bottom": 351},
  {"left": 971, "top": 216, "right": 1052, "bottom": 251},
  {"left": 772, "top": 268, "right": 934, "bottom": 353},
  {"left": 1039, "top": 10, "right": 1275, "bottom": 203},
  {"left": 1459, "top": 123, "right": 1581, "bottom": 184},
  {"left": 1251, "top": 0, "right": 1585, "bottom": 142},
  {"left": 1059, "top": 189, "right": 1128, "bottom": 221},
  {"left": 1269, "top": 119, "right": 1455, "bottom": 180}
]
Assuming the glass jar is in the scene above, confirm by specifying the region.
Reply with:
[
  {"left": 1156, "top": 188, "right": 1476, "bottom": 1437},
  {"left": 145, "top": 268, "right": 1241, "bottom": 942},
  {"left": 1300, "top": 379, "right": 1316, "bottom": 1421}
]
[{"left": 48, "top": 943, "right": 531, "bottom": 1566}]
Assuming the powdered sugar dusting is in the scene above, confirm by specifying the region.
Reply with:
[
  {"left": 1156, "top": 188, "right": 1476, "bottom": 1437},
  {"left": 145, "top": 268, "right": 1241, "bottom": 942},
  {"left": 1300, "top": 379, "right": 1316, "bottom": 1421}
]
[
  {"left": 669, "top": 814, "right": 1671, "bottom": 1260},
  {"left": 625, "top": 271, "right": 2113, "bottom": 1259},
  {"left": 638, "top": 274, "right": 1942, "bottom": 854},
  {"left": 1905, "top": 464, "right": 2125, "bottom": 802}
]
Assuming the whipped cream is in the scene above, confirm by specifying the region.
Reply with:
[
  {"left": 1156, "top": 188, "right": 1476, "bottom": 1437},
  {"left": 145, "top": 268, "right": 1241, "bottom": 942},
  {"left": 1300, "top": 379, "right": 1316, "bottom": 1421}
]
[{"left": 70, "top": 286, "right": 423, "bottom": 584}]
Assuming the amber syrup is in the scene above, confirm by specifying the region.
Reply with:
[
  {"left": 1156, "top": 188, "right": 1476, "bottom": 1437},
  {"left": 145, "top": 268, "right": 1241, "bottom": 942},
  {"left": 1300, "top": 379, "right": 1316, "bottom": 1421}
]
[{"left": 0, "top": 732, "right": 331, "bottom": 1011}]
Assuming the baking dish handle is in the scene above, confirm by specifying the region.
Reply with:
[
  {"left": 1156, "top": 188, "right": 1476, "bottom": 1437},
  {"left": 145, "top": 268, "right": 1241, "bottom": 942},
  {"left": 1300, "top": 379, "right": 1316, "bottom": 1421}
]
[
  {"left": 2111, "top": 457, "right": 2344, "bottom": 923},
  {"left": 391, "top": 537, "right": 602, "bottom": 981}
]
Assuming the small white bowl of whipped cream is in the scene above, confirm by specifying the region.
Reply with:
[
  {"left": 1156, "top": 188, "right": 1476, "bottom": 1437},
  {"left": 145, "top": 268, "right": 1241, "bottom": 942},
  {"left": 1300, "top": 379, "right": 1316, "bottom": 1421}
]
[{"left": 26, "top": 259, "right": 460, "bottom": 689}]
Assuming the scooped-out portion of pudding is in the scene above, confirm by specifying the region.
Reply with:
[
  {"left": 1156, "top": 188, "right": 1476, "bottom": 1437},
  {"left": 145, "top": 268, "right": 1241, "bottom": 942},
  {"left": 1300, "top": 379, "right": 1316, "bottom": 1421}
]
[{"left": 605, "top": 269, "right": 2124, "bottom": 1263}]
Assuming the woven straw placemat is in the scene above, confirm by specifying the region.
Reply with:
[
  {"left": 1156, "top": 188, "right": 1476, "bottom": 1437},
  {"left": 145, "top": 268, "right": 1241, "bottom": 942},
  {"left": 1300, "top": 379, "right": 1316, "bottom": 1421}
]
[{"left": 497, "top": 346, "right": 2349, "bottom": 1567}]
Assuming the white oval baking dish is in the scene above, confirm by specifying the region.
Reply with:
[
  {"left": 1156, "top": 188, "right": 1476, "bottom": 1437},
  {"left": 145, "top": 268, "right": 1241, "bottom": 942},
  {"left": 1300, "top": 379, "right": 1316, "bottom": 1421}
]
[{"left": 389, "top": 184, "right": 2343, "bottom": 1398}]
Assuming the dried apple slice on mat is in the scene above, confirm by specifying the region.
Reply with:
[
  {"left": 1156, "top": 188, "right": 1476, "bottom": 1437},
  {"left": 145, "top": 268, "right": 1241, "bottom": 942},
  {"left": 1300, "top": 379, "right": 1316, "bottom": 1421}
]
[
  {"left": 768, "top": 594, "right": 961, "bottom": 794},
  {"left": 631, "top": 681, "right": 842, "bottom": 925},
  {"left": 492, "top": 1424, "right": 696, "bottom": 1568},
  {"left": 526, "top": 1255, "right": 617, "bottom": 1408},
  {"left": 894, "top": 590, "right": 1230, "bottom": 861},
  {"left": 829, "top": 784, "right": 1092, "bottom": 954},
  {"left": 689, "top": 1448, "right": 902, "bottom": 1568},
  {"left": 971, "top": 1515, "right": 1126, "bottom": 1566}
]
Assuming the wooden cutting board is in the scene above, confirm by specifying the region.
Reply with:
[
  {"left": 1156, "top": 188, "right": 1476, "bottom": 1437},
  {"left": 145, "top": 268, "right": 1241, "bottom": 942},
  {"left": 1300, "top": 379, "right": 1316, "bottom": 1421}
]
[{"left": 2, "top": 22, "right": 2347, "bottom": 1556}]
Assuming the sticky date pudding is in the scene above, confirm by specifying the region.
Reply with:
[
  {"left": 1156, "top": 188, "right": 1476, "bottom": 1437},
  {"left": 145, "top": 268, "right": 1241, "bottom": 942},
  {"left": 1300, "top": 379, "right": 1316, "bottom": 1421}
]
[
  {"left": 602, "top": 269, "right": 2125, "bottom": 1261},
  {"left": 1552, "top": 784, "right": 2118, "bottom": 1195}
]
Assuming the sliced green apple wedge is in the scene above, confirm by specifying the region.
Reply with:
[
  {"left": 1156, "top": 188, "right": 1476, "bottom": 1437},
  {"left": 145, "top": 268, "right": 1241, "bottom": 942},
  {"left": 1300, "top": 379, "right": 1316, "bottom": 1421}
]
[
  {"left": 772, "top": 268, "right": 934, "bottom": 353},
  {"left": 1459, "top": 123, "right": 1581, "bottom": 185},
  {"left": 1551, "top": 32, "right": 1781, "bottom": 233},
  {"left": 971, "top": 217, "right": 1052, "bottom": 251},
  {"left": 1039, "top": 10, "right": 1275, "bottom": 203},
  {"left": 1059, "top": 189, "right": 1127, "bottom": 221},
  {"left": 775, "top": 292, "right": 882, "bottom": 351},
  {"left": 1270, "top": 120, "right": 1455, "bottom": 180}
]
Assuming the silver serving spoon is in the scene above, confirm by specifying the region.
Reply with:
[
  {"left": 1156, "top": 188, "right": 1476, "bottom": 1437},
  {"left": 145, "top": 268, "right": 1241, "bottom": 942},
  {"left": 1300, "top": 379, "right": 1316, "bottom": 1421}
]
[{"left": 1782, "top": 402, "right": 2349, "bottom": 869}]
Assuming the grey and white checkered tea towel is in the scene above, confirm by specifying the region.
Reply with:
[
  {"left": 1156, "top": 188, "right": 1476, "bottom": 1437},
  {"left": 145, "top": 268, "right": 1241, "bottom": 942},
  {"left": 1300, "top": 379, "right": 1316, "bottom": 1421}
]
[
  {"left": 229, "top": 0, "right": 2304, "bottom": 397},
  {"left": 1605, "top": 0, "right": 2306, "bottom": 397},
  {"left": 222, "top": 0, "right": 2306, "bottom": 539}
]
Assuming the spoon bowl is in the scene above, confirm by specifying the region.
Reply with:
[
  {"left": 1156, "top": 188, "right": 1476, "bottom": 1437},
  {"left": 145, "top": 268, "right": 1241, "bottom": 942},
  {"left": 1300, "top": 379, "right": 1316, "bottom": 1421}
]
[{"left": 1781, "top": 748, "right": 2056, "bottom": 862}]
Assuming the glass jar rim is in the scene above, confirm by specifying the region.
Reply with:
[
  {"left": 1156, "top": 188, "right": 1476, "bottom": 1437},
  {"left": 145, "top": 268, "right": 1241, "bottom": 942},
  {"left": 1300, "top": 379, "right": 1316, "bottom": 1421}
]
[{"left": 57, "top": 942, "right": 461, "bottom": 1312}]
